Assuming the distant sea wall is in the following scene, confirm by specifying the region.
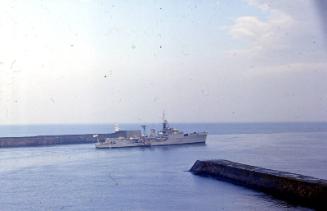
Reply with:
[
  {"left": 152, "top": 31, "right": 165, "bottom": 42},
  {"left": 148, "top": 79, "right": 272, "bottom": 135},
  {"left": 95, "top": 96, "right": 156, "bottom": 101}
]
[
  {"left": 190, "top": 159, "right": 327, "bottom": 209},
  {"left": 0, "top": 134, "right": 113, "bottom": 148},
  {"left": 0, "top": 130, "right": 143, "bottom": 148}
]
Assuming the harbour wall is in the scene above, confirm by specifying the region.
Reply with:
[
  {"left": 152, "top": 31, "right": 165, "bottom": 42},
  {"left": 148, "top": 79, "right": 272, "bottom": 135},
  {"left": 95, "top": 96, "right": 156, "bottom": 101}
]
[
  {"left": 0, "top": 134, "right": 112, "bottom": 148},
  {"left": 190, "top": 159, "right": 327, "bottom": 209},
  {"left": 0, "top": 130, "right": 143, "bottom": 148}
]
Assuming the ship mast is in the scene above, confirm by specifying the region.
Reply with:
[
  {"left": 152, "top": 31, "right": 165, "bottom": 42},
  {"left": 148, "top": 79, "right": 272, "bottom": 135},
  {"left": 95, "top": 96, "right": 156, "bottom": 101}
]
[
  {"left": 162, "top": 111, "right": 168, "bottom": 134},
  {"left": 141, "top": 125, "right": 147, "bottom": 136}
]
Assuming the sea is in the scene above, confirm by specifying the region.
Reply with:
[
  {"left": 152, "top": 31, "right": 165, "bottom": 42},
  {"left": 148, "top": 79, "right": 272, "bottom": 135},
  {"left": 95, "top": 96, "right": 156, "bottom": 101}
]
[{"left": 0, "top": 122, "right": 327, "bottom": 211}]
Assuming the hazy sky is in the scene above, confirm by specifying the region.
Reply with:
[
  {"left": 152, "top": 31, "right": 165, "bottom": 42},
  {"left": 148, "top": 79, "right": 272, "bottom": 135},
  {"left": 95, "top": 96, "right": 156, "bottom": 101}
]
[{"left": 0, "top": 0, "right": 326, "bottom": 124}]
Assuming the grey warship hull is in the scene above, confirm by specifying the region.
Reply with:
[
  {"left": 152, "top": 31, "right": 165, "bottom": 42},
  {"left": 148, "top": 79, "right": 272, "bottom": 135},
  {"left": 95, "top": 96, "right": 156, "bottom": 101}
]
[
  {"left": 95, "top": 141, "right": 150, "bottom": 149},
  {"left": 95, "top": 133, "right": 207, "bottom": 149},
  {"left": 150, "top": 133, "right": 207, "bottom": 146}
]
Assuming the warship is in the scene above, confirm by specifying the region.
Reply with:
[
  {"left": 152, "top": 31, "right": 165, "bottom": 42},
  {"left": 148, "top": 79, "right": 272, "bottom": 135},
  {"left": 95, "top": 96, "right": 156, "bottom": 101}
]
[{"left": 95, "top": 114, "right": 207, "bottom": 149}]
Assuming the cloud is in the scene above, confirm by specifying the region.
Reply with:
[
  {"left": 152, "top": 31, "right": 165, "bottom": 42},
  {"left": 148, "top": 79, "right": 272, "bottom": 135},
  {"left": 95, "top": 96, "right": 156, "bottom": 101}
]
[
  {"left": 219, "top": 0, "right": 327, "bottom": 121},
  {"left": 230, "top": 16, "right": 270, "bottom": 41},
  {"left": 228, "top": 0, "right": 327, "bottom": 68}
]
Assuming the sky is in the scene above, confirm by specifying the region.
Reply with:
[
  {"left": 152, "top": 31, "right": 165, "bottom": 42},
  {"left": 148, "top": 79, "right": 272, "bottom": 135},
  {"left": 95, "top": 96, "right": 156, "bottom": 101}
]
[{"left": 0, "top": 0, "right": 326, "bottom": 124}]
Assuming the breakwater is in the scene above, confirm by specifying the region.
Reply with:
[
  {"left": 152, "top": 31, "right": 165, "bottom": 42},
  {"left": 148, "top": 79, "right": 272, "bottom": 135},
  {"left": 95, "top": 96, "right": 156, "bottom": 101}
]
[
  {"left": 190, "top": 159, "right": 327, "bottom": 209},
  {"left": 0, "top": 134, "right": 113, "bottom": 148}
]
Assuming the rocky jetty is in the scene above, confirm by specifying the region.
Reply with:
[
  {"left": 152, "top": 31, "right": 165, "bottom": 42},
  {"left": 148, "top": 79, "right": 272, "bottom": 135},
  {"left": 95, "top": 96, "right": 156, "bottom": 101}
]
[{"left": 190, "top": 159, "right": 327, "bottom": 209}]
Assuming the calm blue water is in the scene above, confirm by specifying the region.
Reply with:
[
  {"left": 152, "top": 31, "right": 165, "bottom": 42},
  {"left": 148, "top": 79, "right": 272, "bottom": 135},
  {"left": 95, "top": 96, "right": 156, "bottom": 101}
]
[{"left": 1, "top": 123, "right": 327, "bottom": 210}]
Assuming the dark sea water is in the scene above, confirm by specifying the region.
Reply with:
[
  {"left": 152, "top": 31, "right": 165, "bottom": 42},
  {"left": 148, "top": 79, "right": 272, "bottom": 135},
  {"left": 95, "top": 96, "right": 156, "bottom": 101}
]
[{"left": 1, "top": 123, "right": 327, "bottom": 210}]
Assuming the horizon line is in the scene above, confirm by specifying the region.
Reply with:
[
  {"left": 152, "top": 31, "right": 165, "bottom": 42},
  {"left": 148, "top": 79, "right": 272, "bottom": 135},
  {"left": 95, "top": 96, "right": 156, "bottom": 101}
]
[{"left": 1, "top": 121, "right": 327, "bottom": 126}]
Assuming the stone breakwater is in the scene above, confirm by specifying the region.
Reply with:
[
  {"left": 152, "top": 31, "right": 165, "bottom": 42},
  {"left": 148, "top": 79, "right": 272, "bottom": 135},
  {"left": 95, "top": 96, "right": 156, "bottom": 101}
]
[
  {"left": 190, "top": 159, "right": 327, "bottom": 209},
  {"left": 0, "top": 134, "right": 112, "bottom": 148}
]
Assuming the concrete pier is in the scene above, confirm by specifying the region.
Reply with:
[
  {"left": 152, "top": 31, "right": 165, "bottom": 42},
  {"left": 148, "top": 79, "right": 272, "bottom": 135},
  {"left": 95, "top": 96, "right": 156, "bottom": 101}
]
[
  {"left": 190, "top": 159, "right": 327, "bottom": 209},
  {"left": 0, "top": 133, "right": 112, "bottom": 148},
  {"left": 0, "top": 130, "right": 143, "bottom": 148}
]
